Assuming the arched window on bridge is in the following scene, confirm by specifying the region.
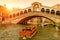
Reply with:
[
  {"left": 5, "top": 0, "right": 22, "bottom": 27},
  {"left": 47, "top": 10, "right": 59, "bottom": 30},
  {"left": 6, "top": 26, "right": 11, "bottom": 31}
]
[
  {"left": 17, "top": 12, "right": 19, "bottom": 16},
  {"left": 13, "top": 13, "right": 16, "bottom": 17},
  {"left": 56, "top": 11, "right": 60, "bottom": 16},
  {"left": 20, "top": 11, "right": 23, "bottom": 15},
  {"left": 6, "top": 15, "right": 8, "bottom": 18},
  {"left": 9, "top": 15, "right": 12, "bottom": 18},
  {"left": 51, "top": 10, "right": 55, "bottom": 14},
  {"left": 24, "top": 10, "right": 27, "bottom": 14},
  {"left": 2, "top": 17, "right": 5, "bottom": 21},
  {"left": 28, "top": 9, "right": 31, "bottom": 12},
  {"left": 41, "top": 8, "right": 45, "bottom": 12},
  {"left": 46, "top": 9, "right": 50, "bottom": 13}
]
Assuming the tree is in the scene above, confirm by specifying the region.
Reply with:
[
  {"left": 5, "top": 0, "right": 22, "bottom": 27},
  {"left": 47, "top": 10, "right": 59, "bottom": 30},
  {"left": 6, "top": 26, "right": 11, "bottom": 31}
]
[{"left": 53, "top": 22, "right": 58, "bottom": 27}]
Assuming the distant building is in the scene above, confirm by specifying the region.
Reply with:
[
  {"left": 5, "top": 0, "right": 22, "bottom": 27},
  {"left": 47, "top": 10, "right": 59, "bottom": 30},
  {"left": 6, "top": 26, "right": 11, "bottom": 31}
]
[{"left": 52, "top": 4, "right": 60, "bottom": 9}]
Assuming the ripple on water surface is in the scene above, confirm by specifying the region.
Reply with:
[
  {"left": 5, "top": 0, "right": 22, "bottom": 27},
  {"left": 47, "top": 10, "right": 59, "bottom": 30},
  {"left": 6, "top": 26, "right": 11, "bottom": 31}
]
[{"left": 0, "top": 24, "right": 60, "bottom": 40}]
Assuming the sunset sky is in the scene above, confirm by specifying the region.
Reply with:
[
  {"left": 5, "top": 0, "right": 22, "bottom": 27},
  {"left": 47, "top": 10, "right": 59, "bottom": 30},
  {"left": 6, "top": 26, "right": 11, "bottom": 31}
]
[{"left": 0, "top": 0, "right": 60, "bottom": 9}]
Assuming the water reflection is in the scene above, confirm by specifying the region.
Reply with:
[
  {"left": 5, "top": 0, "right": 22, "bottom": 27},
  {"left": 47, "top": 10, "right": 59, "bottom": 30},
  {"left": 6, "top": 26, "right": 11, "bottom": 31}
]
[
  {"left": 0, "top": 24, "right": 60, "bottom": 40},
  {"left": 53, "top": 31, "right": 59, "bottom": 38}
]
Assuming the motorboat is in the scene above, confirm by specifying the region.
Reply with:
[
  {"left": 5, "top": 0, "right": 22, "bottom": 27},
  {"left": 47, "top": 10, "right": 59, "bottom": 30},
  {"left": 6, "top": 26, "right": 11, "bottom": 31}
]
[{"left": 19, "top": 25, "right": 37, "bottom": 39}]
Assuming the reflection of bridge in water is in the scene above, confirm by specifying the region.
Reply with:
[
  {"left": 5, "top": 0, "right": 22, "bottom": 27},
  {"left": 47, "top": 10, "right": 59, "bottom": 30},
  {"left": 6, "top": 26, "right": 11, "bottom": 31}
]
[{"left": 2, "top": 2, "right": 60, "bottom": 25}]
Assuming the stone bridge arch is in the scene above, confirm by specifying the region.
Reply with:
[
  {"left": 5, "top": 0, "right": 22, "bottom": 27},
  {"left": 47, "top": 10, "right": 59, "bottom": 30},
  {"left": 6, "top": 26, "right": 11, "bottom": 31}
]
[
  {"left": 16, "top": 12, "right": 57, "bottom": 24},
  {"left": 17, "top": 16, "right": 55, "bottom": 24},
  {"left": 2, "top": 12, "right": 60, "bottom": 24}
]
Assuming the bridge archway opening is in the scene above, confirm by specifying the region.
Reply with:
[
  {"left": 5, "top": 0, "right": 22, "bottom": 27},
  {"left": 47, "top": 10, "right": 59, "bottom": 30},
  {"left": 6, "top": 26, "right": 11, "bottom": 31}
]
[
  {"left": 51, "top": 10, "right": 55, "bottom": 14},
  {"left": 17, "top": 16, "right": 55, "bottom": 25},
  {"left": 37, "top": 8, "right": 40, "bottom": 11},
  {"left": 2, "top": 17, "right": 5, "bottom": 21},
  {"left": 28, "top": 9, "right": 31, "bottom": 12},
  {"left": 13, "top": 13, "right": 16, "bottom": 17},
  {"left": 20, "top": 11, "right": 24, "bottom": 15},
  {"left": 32, "top": 2, "right": 40, "bottom": 11},
  {"left": 46, "top": 9, "right": 50, "bottom": 13},
  {"left": 24, "top": 10, "right": 27, "bottom": 14},
  {"left": 41, "top": 8, "right": 45, "bottom": 12},
  {"left": 9, "top": 15, "right": 12, "bottom": 18},
  {"left": 56, "top": 11, "right": 60, "bottom": 15},
  {"left": 16, "top": 12, "right": 19, "bottom": 16}
]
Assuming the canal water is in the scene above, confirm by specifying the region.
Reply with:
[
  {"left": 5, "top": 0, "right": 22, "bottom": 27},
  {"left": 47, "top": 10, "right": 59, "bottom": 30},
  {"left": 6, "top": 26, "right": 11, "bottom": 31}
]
[{"left": 0, "top": 24, "right": 60, "bottom": 40}]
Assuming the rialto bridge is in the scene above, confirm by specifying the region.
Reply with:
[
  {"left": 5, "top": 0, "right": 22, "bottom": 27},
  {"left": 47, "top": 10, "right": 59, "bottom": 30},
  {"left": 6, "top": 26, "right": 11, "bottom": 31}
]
[{"left": 1, "top": 2, "right": 60, "bottom": 25}]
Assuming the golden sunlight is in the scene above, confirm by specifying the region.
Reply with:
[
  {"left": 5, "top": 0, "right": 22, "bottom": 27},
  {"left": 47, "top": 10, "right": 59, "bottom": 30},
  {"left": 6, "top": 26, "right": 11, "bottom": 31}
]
[{"left": 6, "top": 4, "right": 13, "bottom": 10}]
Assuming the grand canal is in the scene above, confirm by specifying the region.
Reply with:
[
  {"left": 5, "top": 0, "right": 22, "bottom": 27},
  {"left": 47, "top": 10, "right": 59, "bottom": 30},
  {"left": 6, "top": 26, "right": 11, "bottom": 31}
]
[{"left": 0, "top": 24, "right": 60, "bottom": 40}]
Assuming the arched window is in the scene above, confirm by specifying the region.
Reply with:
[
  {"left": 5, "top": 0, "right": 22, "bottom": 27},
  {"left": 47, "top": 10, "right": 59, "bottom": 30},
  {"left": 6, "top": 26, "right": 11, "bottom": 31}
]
[
  {"left": 20, "top": 11, "right": 23, "bottom": 15},
  {"left": 56, "top": 11, "right": 60, "bottom": 15},
  {"left": 41, "top": 8, "right": 45, "bottom": 12},
  {"left": 24, "top": 10, "right": 27, "bottom": 13},
  {"left": 2, "top": 17, "right": 5, "bottom": 21},
  {"left": 46, "top": 9, "right": 50, "bottom": 13},
  {"left": 9, "top": 15, "right": 12, "bottom": 18},
  {"left": 13, "top": 13, "right": 15, "bottom": 17},
  {"left": 28, "top": 9, "right": 31, "bottom": 12},
  {"left": 51, "top": 10, "right": 55, "bottom": 14},
  {"left": 17, "top": 12, "right": 19, "bottom": 16}
]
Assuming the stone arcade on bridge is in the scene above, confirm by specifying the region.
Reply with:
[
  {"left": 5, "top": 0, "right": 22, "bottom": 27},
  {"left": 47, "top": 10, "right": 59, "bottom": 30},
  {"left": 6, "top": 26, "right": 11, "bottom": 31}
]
[{"left": 1, "top": 2, "right": 60, "bottom": 25}]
